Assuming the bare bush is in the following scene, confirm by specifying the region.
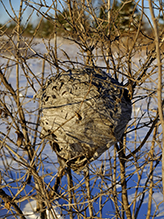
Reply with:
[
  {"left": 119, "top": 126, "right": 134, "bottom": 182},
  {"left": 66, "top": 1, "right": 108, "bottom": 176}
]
[{"left": 0, "top": 0, "right": 164, "bottom": 218}]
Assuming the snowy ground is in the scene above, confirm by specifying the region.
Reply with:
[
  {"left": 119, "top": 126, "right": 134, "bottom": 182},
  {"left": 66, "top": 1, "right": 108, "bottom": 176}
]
[{"left": 0, "top": 36, "right": 164, "bottom": 218}]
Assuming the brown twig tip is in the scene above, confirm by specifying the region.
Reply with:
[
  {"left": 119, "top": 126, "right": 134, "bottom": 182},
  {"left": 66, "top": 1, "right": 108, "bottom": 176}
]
[
  {"left": 0, "top": 108, "right": 3, "bottom": 116},
  {"left": 15, "top": 131, "right": 24, "bottom": 147}
]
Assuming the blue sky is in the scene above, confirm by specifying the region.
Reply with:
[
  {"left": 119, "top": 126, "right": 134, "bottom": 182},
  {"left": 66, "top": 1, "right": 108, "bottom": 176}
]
[
  {"left": 0, "top": 0, "right": 157, "bottom": 26},
  {"left": 0, "top": 0, "right": 56, "bottom": 24}
]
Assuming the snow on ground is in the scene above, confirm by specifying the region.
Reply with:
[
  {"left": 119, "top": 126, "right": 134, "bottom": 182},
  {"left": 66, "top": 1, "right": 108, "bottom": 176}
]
[
  {"left": 0, "top": 36, "right": 164, "bottom": 218},
  {"left": 22, "top": 199, "right": 63, "bottom": 219}
]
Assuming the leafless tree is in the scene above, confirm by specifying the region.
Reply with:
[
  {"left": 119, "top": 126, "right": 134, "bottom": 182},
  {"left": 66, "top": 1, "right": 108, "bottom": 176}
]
[{"left": 0, "top": 0, "right": 164, "bottom": 218}]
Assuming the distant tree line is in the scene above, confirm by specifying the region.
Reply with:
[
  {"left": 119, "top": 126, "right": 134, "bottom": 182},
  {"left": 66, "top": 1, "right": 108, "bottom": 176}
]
[{"left": 0, "top": 0, "right": 150, "bottom": 38}]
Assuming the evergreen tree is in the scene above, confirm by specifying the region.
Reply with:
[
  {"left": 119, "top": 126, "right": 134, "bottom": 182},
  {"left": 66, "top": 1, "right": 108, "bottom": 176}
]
[
  {"left": 97, "top": 0, "right": 119, "bottom": 32},
  {"left": 24, "top": 23, "right": 34, "bottom": 36},
  {"left": 119, "top": 0, "right": 139, "bottom": 32},
  {"left": 38, "top": 18, "right": 54, "bottom": 37},
  {"left": 97, "top": 0, "right": 141, "bottom": 33}
]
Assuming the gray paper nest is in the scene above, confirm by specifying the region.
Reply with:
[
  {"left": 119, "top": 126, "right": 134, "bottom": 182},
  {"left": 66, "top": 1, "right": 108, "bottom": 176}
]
[{"left": 39, "top": 68, "right": 132, "bottom": 172}]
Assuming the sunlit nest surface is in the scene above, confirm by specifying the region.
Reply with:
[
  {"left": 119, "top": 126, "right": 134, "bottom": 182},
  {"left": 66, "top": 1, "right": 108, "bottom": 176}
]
[{"left": 39, "top": 68, "right": 132, "bottom": 172}]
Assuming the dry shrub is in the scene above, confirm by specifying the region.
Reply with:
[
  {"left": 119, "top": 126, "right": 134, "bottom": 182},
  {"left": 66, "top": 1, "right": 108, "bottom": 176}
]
[{"left": 0, "top": 1, "right": 163, "bottom": 218}]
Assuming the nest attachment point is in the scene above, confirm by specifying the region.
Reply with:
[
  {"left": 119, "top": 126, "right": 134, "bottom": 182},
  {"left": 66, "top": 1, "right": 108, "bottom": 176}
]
[{"left": 39, "top": 68, "right": 132, "bottom": 173}]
